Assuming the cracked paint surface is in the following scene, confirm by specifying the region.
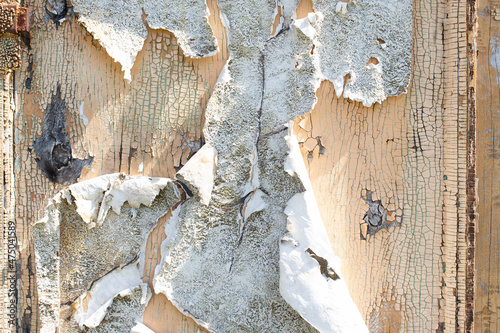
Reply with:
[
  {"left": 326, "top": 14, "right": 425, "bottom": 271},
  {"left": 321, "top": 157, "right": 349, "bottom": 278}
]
[
  {"left": 22, "top": 0, "right": 416, "bottom": 330},
  {"left": 7, "top": 0, "right": 475, "bottom": 331},
  {"left": 292, "top": 0, "right": 472, "bottom": 329},
  {"left": 71, "top": 0, "right": 218, "bottom": 80},
  {"left": 15, "top": 1, "right": 229, "bottom": 329}
]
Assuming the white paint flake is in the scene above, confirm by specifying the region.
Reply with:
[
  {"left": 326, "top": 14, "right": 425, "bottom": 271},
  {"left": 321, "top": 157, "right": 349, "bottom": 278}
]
[
  {"left": 65, "top": 173, "right": 174, "bottom": 227},
  {"left": 176, "top": 144, "right": 217, "bottom": 205}
]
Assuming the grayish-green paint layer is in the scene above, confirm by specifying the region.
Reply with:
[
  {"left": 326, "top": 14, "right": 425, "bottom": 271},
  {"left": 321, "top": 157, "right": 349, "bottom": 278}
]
[
  {"left": 33, "top": 175, "right": 181, "bottom": 332},
  {"left": 153, "top": 0, "right": 367, "bottom": 331},
  {"left": 310, "top": 0, "right": 412, "bottom": 106}
]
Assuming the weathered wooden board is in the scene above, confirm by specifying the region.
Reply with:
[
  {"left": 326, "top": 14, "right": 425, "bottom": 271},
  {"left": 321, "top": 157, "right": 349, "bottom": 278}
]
[
  {"left": 475, "top": 0, "right": 500, "bottom": 331},
  {"left": 0, "top": 72, "right": 17, "bottom": 332},
  {"left": 293, "top": 0, "right": 474, "bottom": 331},
  {"left": 0, "top": 0, "right": 476, "bottom": 332},
  {"left": 13, "top": 0, "right": 227, "bottom": 330}
]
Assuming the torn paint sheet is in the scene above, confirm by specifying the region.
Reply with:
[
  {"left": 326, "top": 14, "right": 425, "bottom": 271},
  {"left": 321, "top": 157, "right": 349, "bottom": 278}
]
[
  {"left": 33, "top": 175, "right": 183, "bottom": 332},
  {"left": 280, "top": 131, "right": 368, "bottom": 333},
  {"left": 153, "top": 2, "right": 318, "bottom": 330},
  {"left": 295, "top": 0, "right": 412, "bottom": 106},
  {"left": 152, "top": 0, "right": 367, "bottom": 330},
  {"left": 81, "top": 284, "right": 152, "bottom": 332},
  {"left": 64, "top": 173, "right": 175, "bottom": 227},
  {"left": 143, "top": 0, "right": 219, "bottom": 58},
  {"left": 75, "top": 262, "right": 145, "bottom": 328},
  {"left": 71, "top": 0, "right": 218, "bottom": 81},
  {"left": 176, "top": 143, "right": 217, "bottom": 205}
]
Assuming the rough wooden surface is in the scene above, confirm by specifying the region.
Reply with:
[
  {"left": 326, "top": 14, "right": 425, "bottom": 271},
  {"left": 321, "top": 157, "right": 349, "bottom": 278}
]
[
  {"left": 1, "top": 0, "right": 477, "bottom": 331},
  {"left": 475, "top": 0, "right": 500, "bottom": 331}
]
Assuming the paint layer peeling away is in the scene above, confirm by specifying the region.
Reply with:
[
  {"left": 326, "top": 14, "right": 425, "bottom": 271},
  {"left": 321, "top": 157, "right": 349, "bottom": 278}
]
[
  {"left": 151, "top": 0, "right": 368, "bottom": 331},
  {"left": 280, "top": 130, "right": 368, "bottom": 332},
  {"left": 33, "top": 85, "right": 93, "bottom": 186},
  {"left": 33, "top": 174, "right": 183, "bottom": 332},
  {"left": 295, "top": 0, "right": 412, "bottom": 106},
  {"left": 30, "top": 0, "right": 412, "bottom": 330},
  {"left": 81, "top": 284, "right": 151, "bottom": 333},
  {"left": 70, "top": 0, "right": 218, "bottom": 81}
]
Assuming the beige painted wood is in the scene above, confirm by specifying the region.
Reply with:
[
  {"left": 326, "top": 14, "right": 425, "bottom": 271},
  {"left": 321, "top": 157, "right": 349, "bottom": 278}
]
[
  {"left": 3, "top": 0, "right": 475, "bottom": 332},
  {"left": 293, "top": 0, "right": 473, "bottom": 331}
]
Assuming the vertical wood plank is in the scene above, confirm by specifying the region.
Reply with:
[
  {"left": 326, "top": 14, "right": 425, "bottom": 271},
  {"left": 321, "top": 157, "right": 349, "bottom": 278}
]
[
  {"left": 475, "top": 0, "right": 500, "bottom": 331},
  {"left": 294, "top": 0, "right": 472, "bottom": 331}
]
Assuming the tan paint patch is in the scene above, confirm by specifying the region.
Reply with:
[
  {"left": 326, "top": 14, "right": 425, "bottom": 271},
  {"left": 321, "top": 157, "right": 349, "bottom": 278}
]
[{"left": 369, "top": 291, "right": 402, "bottom": 333}]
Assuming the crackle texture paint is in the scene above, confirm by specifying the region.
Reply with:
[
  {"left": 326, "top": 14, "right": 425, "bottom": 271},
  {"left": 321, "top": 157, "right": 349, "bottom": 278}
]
[{"left": 4, "top": 0, "right": 476, "bottom": 331}]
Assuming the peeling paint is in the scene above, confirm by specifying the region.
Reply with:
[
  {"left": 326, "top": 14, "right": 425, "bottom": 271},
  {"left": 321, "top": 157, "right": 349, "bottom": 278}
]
[
  {"left": 280, "top": 130, "right": 368, "bottom": 332},
  {"left": 33, "top": 85, "right": 93, "bottom": 185},
  {"left": 81, "top": 284, "right": 152, "bottom": 332},
  {"left": 175, "top": 143, "right": 216, "bottom": 206},
  {"left": 29, "top": 0, "right": 407, "bottom": 329},
  {"left": 33, "top": 174, "right": 183, "bottom": 332},
  {"left": 295, "top": 0, "right": 413, "bottom": 106},
  {"left": 70, "top": 0, "right": 218, "bottom": 81},
  {"left": 151, "top": 0, "right": 368, "bottom": 330}
]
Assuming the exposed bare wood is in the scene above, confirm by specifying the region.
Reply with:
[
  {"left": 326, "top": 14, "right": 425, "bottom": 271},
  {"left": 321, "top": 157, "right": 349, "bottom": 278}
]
[{"left": 474, "top": 0, "right": 500, "bottom": 331}]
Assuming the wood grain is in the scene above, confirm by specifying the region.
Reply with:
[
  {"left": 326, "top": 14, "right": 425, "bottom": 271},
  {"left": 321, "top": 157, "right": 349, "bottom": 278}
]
[{"left": 475, "top": 0, "right": 500, "bottom": 331}]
